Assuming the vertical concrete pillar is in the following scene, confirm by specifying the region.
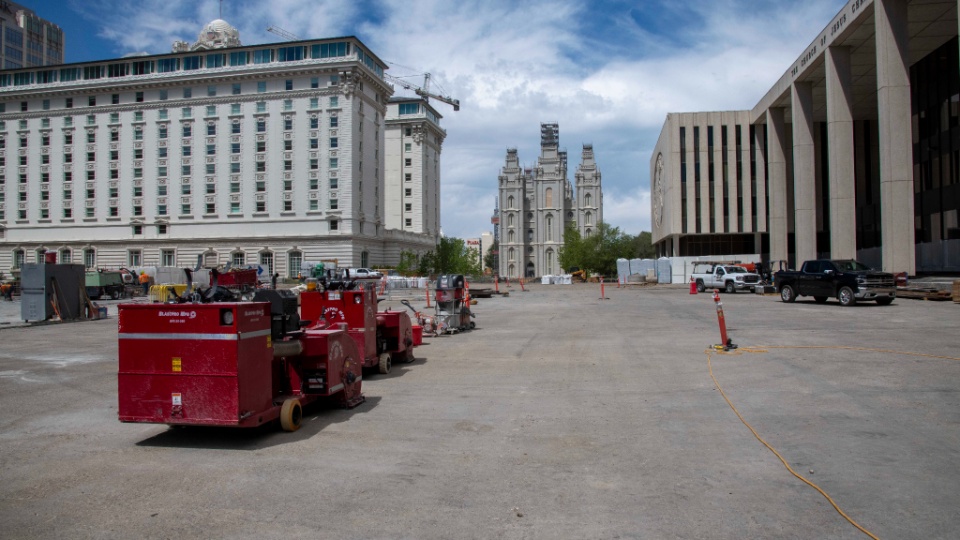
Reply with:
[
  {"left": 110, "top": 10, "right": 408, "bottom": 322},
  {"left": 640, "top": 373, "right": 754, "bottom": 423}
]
[
  {"left": 826, "top": 46, "right": 858, "bottom": 259},
  {"left": 876, "top": 0, "right": 916, "bottom": 274},
  {"left": 754, "top": 123, "right": 767, "bottom": 233},
  {"left": 767, "top": 108, "right": 789, "bottom": 264},
  {"left": 792, "top": 81, "right": 817, "bottom": 263}
]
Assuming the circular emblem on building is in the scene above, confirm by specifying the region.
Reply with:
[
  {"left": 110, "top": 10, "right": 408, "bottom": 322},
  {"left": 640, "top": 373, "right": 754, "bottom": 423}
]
[{"left": 654, "top": 153, "right": 665, "bottom": 227}]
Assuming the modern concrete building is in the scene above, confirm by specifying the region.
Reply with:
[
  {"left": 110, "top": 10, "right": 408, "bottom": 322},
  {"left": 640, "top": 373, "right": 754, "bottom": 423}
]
[
  {"left": 651, "top": 0, "right": 959, "bottom": 274},
  {"left": 497, "top": 123, "right": 603, "bottom": 278},
  {"left": 384, "top": 97, "right": 444, "bottom": 244},
  {"left": 0, "top": 1, "right": 63, "bottom": 69},
  {"left": 0, "top": 20, "right": 439, "bottom": 279}
]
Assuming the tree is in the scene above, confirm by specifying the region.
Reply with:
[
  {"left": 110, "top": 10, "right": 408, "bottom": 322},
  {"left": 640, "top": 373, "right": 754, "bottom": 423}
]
[
  {"left": 558, "top": 222, "right": 633, "bottom": 276},
  {"left": 396, "top": 250, "right": 420, "bottom": 277},
  {"left": 632, "top": 231, "right": 656, "bottom": 259},
  {"left": 417, "top": 237, "right": 482, "bottom": 277},
  {"left": 483, "top": 239, "right": 499, "bottom": 273}
]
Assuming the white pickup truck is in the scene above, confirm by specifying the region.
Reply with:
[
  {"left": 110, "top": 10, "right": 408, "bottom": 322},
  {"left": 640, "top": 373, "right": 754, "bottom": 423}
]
[{"left": 691, "top": 262, "right": 762, "bottom": 294}]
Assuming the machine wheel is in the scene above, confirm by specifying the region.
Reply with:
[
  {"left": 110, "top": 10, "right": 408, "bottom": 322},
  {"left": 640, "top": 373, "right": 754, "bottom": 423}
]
[
  {"left": 469, "top": 321, "right": 476, "bottom": 329},
  {"left": 378, "top": 352, "right": 392, "bottom": 374},
  {"left": 280, "top": 398, "right": 302, "bottom": 432},
  {"left": 110, "top": 289, "right": 120, "bottom": 300},
  {"left": 696, "top": 280, "right": 706, "bottom": 293},
  {"left": 876, "top": 297, "right": 895, "bottom": 306},
  {"left": 780, "top": 284, "right": 796, "bottom": 303},
  {"left": 838, "top": 286, "right": 856, "bottom": 307},
  {"left": 814, "top": 296, "right": 828, "bottom": 304},
  {"left": 724, "top": 281, "right": 736, "bottom": 294}
]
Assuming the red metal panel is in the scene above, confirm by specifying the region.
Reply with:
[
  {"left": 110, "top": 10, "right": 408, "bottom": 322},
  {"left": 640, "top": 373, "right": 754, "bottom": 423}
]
[{"left": 117, "top": 302, "right": 273, "bottom": 427}]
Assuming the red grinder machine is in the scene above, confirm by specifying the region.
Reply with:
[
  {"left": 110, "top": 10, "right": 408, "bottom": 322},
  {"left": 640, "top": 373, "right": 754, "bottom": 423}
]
[
  {"left": 300, "top": 279, "right": 416, "bottom": 375},
  {"left": 118, "top": 288, "right": 365, "bottom": 432}
]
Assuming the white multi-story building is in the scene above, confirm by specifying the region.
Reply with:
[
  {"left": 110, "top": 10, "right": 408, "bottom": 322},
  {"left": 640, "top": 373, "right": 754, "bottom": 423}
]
[
  {"left": 383, "top": 97, "right": 444, "bottom": 248},
  {"left": 0, "top": 1, "right": 63, "bottom": 69},
  {"left": 0, "top": 20, "right": 439, "bottom": 278},
  {"left": 497, "top": 123, "right": 603, "bottom": 278}
]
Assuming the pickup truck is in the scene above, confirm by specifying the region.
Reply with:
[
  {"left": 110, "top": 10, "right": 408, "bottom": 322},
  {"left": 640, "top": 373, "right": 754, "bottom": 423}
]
[
  {"left": 774, "top": 259, "right": 896, "bottom": 306},
  {"left": 691, "top": 263, "right": 762, "bottom": 293}
]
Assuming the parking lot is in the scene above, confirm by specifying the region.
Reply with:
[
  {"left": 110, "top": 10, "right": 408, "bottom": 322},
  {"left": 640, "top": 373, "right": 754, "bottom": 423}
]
[{"left": 1, "top": 283, "right": 958, "bottom": 539}]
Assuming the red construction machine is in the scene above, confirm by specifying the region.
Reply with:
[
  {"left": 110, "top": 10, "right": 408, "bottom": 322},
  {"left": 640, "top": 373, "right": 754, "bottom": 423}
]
[
  {"left": 118, "top": 289, "right": 364, "bottom": 432},
  {"left": 300, "top": 281, "right": 417, "bottom": 375}
]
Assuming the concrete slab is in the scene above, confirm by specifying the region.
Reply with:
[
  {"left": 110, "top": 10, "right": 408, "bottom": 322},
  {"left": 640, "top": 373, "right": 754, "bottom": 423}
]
[{"left": 0, "top": 283, "right": 957, "bottom": 538}]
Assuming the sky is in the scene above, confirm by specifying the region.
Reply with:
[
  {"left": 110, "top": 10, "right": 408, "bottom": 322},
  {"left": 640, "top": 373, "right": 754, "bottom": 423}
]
[{"left": 27, "top": 0, "right": 848, "bottom": 239}]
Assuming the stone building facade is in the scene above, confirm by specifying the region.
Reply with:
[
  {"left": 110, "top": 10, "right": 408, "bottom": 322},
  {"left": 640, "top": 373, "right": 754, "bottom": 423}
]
[{"left": 498, "top": 123, "right": 603, "bottom": 278}]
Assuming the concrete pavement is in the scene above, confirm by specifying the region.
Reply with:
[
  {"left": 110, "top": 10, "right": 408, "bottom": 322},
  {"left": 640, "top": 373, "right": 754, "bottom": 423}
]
[{"left": 0, "top": 283, "right": 958, "bottom": 539}]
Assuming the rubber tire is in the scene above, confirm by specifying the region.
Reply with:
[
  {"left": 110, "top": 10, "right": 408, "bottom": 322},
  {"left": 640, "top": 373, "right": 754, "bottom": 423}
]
[
  {"left": 780, "top": 284, "right": 796, "bottom": 303},
  {"left": 876, "top": 297, "right": 895, "bottom": 306},
  {"left": 110, "top": 290, "right": 120, "bottom": 300},
  {"left": 280, "top": 398, "right": 302, "bottom": 432},
  {"left": 469, "top": 321, "right": 476, "bottom": 329},
  {"left": 814, "top": 296, "right": 828, "bottom": 304},
  {"left": 378, "top": 352, "right": 392, "bottom": 374},
  {"left": 696, "top": 280, "right": 706, "bottom": 293},
  {"left": 838, "top": 286, "right": 856, "bottom": 307},
  {"left": 724, "top": 281, "right": 736, "bottom": 294}
]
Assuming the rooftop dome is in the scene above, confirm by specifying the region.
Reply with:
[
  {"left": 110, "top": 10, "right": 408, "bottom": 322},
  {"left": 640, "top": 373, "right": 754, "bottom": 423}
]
[{"left": 173, "top": 18, "right": 241, "bottom": 52}]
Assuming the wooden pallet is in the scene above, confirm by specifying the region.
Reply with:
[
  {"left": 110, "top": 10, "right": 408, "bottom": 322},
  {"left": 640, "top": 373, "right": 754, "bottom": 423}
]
[
  {"left": 953, "top": 280, "right": 960, "bottom": 303},
  {"left": 896, "top": 287, "right": 953, "bottom": 301}
]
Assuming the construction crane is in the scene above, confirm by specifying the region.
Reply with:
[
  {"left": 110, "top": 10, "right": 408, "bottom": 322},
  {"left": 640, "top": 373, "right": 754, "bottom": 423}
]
[
  {"left": 385, "top": 72, "right": 460, "bottom": 112},
  {"left": 265, "top": 25, "right": 460, "bottom": 112}
]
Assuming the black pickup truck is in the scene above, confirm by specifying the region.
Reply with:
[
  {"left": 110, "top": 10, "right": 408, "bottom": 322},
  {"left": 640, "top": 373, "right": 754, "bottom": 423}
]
[{"left": 774, "top": 259, "right": 896, "bottom": 306}]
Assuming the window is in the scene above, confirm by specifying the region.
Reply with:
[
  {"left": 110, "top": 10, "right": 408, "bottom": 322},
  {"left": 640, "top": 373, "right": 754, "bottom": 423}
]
[
  {"left": 162, "top": 250, "right": 175, "bottom": 266},
  {"left": 207, "top": 123, "right": 216, "bottom": 136},
  {"left": 405, "top": 158, "right": 412, "bottom": 167},
  {"left": 405, "top": 188, "right": 412, "bottom": 196},
  {"left": 260, "top": 252, "right": 274, "bottom": 274},
  {"left": 284, "top": 140, "right": 293, "bottom": 151},
  {"left": 89, "top": 96, "right": 96, "bottom": 107},
  {"left": 182, "top": 107, "right": 192, "bottom": 118},
  {"left": 330, "top": 178, "right": 338, "bottom": 189},
  {"left": 159, "top": 89, "right": 168, "bottom": 101},
  {"left": 256, "top": 141, "right": 266, "bottom": 153},
  {"left": 330, "top": 96, "right": 338, "bottom": 107},
  {"left": 158, "top": 109, "right": 168, "bottom": 120},
  {"left": 230, "top": 103, "right": 240, "bottom": 115},
  {"left": 135, "top": 91, "right": 143, "bottom": 102},
  {"left": 330, "top": 199, "right": 338, "bottom": 209},
  {"left": 329, "top": 158, "right": 338, "bottom": 169},
  {"left": 183, "top": 124, "right": 192, "bottom": 137},
  {"left": 405, "top": 143, "right": 412, "bottom": 153},
  {"left": 257, "top": 119, "right": 266, "bottom": 132},
  {"left": 206, "top": 203, "right": 216, "bottom": 214},
  {"left": 310, "top": 158, "right": 318, "bottom": 170},
  {"left": 256, "top": 162, "right": 266, "bottom": 173},
  {"left": 330, "top": 116, "right": 338, "bottom": 127},
  {"left": 230, "top": 51, "right": 247, "bottom": 66},
  {"left": 284, "top": 160, "right": 292, "bottom": 171},
  {"left": 206, "top": 164, "right": 216, "bottom": 175},
  {"left": 206, "top": 105, "right": 216, "bottom": 117},
  {"left": 330, "top": 220, "right": 338, "bottom": 231},
  {"left": 405, "top": 218, "right": 412, "bottom": 227},
  {"left": 285, "top": 79, "right": 293, "bottom": 91},
  {"left": 112, "top": 93, "right": 119, "bottom": 105},
  {"left": 181, "top": 203, "right": 191, "bottom": 214},
  {"left": 183, "top": 87, "right": 192, "bottom": 99},
  {"left": 230, "top": 201, "right": 241, "bottom": 214},
  {"left": 83, "top": 249, "right": 95, "bottom": 269},
  {"left": 284, "top": 117, "right": 293, "bottom": 130},
  {"left": 207, "top": 85, "right": 217, "bottom": 97},
  {"left": 231, "top": 142, "right": 240, "bottom": 154},
  {"left": 158, "top": 125, "right": 167, "bottom": 139},
  {"left": 311, "top": 77, "right": 319, "bottom": 89},
  {"left": 310, "top": 138, "right": 318, "bottom": 149},
  {"left": 206, "top": 144, "right": 216, "bottom": 156},
  {"left": 405, "top": 173, "right": 412, "bottom": 182},
  {"left": 253, "top": 49, "right": 273, "bottom": 64},
  {"left": 310, "top": 97, "right": 318, "bottom": 109},
  {"left": 182, "top": 145, "right": 191, "bottom": 156},
  {"left": 158, "top": 185, "right": 167, "bottom": 196},
  {"left": 232, "top": 83, "right": 241, "bottom": 95},
  {"left": 182, "top": 165, "right": 191, "bottom": 176},
  {"left": 231, "top": 122, "right": 241, "bottom": 134},
  {"left": 128, "top": 250, "right": 142, "bottom": 266},
  {"left": 65, "top": 97, "right": 73, "bottom": 108},
  {"left": 181, "top": 183, "right": 191, "bottom": 195},
  {"left": 257, "top": 81, "right": 267, "bottom": 93},
  {"left": 330, "top": 137, "right": 338, "bottom": 148},
  {"left": 158, "top": 147, "right": 167, "bottom": 158},
  {"left": 256, "top": 101, "right": 266, "bottom": 113},
  {"left": 405, "top": 203, "right": 412, "bottom": 211},
  {"left": 310, "top": 117, "right": 319, "bottom": 129},
  {"left": 283, "top": 200, "right": 293, "bottom": 211},
  {"left": 158, "top": 166, "right": 167, "bottom": 177}
]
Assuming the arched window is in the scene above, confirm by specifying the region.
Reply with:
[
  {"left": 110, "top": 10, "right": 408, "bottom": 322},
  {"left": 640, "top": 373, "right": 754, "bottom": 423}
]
[
  {"left": 203, "top": 250, "right": 218, "bottom": 268},
  {"left": 585, "top": 211, "right": 592, "bottom": 225},
  {"left": 13, "top": 248, "right": 25, "bottom": 269},
  {"left": 82, "top": 248, "right": 95, "bottom": 269},
  {"left": 527, "top": 229, "right": 533, "bottom": 241},
  {"left": 508, "top": 230, "right": 515, "bottom": 243},
  {"left": 508, "top": 196, "right": 515, "bottom": 209},
  {"left": 361, "top": 250, "right": 369, "bottom": 267},
  {"left": 260, "top": 251, "right": 274, "bottom": 275},
  {"left": 545, "top": 187, "right": 553, "bottom": 207},
  {"left": 59, "top": 248, "right": 72, "bottom": 264},
  {"left": 507, "top": 213, "right": 515, "bottom": 227},
  {"left": 508, "top": 247, "right": 515, "bottom": 261},
  {"left": 288, "top": 250, "right": 303, "bottom": 279},
  {"left": 545, "top": 214, "right": 553, "bottom": 241},
  {"left": 584, "top": 193, "right": 592, "bottom": 207},
  {"left": 508, "top": 263, "right": 516, "bottom": 278},
  {"left": 546, "top": 249, "right": 555, "bottom": 275}
]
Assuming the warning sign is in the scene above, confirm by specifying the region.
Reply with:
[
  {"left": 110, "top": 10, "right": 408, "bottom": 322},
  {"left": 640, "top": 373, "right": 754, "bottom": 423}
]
[{"left": 172, "top": 357, "right": 182, "bottom": 372}]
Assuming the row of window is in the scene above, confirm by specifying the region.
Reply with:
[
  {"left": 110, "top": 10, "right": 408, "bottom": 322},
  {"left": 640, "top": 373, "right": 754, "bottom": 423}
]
[
  {"left": 0, "top": 40, "right": 383, "bottom": 88},
  {"left": 8, "top": 244, "right": 341, "bottom": 278}
]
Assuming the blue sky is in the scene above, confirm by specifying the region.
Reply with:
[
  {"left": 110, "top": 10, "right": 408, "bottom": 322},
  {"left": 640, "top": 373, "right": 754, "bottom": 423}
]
[{"left": 26, "top": 0, "right": 848, "bottom": 239}]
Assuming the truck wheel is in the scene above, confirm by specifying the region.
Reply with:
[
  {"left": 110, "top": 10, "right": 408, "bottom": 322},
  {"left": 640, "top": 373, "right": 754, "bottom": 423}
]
[
  {"left": 814, "top": 296, "right": 828, "bottom": 304},
  {"left": 280, "top": 398, "right": 302, "bottom": 432},
  {"left": 838, "top": 286, "right": 856, "bottom": 307},
  {"left": 696, "top": 280, "right": 705, "bottom": 293},
  {"left": 110, "top": 290, "right": 120, "bottom": 300},
  {"left": 724, "top": 281, "right": 736, "bottom": 294},
  {"left": 876, "top": 297, "right": 894, "bottom": 306},
  {"left": 378, "top": 352, "right": 392, "bottom": 374},
  {"left": 780, "top": 284, "right": 796, "bottom": 303}
]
